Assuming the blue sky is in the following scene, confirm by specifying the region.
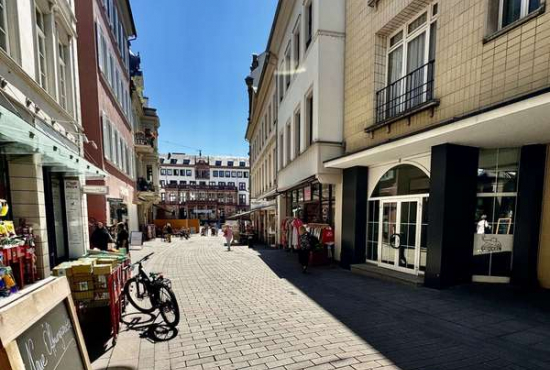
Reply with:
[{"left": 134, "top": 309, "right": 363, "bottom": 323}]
[{"left": 130, "top": 0, "right": 277, "bottom": 157}]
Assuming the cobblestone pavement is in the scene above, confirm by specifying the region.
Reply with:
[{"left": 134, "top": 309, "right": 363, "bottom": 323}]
[{"left": 92, "top": 236, "right": 550, "bottom": 370}]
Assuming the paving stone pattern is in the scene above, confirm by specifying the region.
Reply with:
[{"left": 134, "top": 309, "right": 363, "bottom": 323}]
[{"left": 93, "top": 237, "right": 550, "bottom": 370}]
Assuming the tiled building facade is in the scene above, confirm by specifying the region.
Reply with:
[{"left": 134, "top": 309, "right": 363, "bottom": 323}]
[{"left": 327, "top": 0, "right": 550, "bottom": 289}]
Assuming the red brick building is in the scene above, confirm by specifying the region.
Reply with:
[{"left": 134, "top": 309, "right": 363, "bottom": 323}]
[{"left": 76, "top": 0, "right": 138, "bottom": 230}]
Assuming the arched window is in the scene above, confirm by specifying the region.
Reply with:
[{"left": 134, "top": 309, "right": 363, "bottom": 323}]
[{"left": 371, "top": 164, "right": 430, "bottom": 198}]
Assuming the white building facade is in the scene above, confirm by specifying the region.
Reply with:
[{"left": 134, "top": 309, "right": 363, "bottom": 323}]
[{"left": 269, "top": 0, "right": 345, "bottom": 257}]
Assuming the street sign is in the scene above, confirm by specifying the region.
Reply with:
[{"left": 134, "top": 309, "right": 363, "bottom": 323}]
[{"left": 82, "top": 185, "right": 108, "bottom": 195}]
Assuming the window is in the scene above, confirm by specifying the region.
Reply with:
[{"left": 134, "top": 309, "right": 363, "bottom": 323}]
[
  {"left": 294, "top": 109, "right": 301, "bottom": 158},
  {"left": 239, "top": 183, "right": 246, "bottom": 191},
  {"left": 284, "top": 42, "right": 291, "bottom": 90},
  {"left": 186, "top": 169, "right": 192, "bottom": 177},
  {"left": 377, "top": 6, "right": 437, "bottom": 123},
  {"left": 279, "top": 133, "right": 284, "bottom": 170},
  {"left": 306, "top": 93, "right": 313, "bottom": 147},
  {"left": 219, "top": 181, "right": 225, "bottom": 186},
  {"left": 213, "top": 170, "right": 218, "bottom": 177},
  {"left": 228, "top": 182, "right": 235, "bottom": 187},
  {"left": 278, "top": 64, "right": 285, "bottom": 102},
  {"left": 35, "top": 7, "right": 48, "bottom": 90},
  {"left": 102, "top": 115, "right": 111, "bottom": 160},
  {"left": 228, "top": 161, "right": 234, "bottom": 167},
  {"left": 215, "top": 160, "right": 222, "bottom": 166},
  {"left": 285, "top": 123, "right": 291, "bottom": 166},
  {"left": 199, "top": 181, "right": 206, "bottom": 186},
  {"left": 169, "top": 180, "right": 177, "bottom": 185},
  {"left": 237, "top": 171, "right": 243, "bottom": 178},
  {"left": 225, "top": 171, "right": 230, "bottom": 177},
  {"left": 167, "top": 169, "right": 173, "bottom": 176},
  {"left": 219, "top": 171, "right": 224, "bottom": 178},
  {"left": 170, "top": 158, "right": 177, "bottom": 164},
  {"left": 180, "top": 181, "right": 185, "bottom": 185},
  {"left": 161, "top": 169, "right": 166, "bottom": 176},
  {"left": 244, "top": 172, "right": 249, "bottom": 178},
  {"left": 305, "top": 1, "right": 313, "bottom": 49},
  {"left": 293, "top": 19, "right": 301, "bottom": 71},
  {"left": 239, "top": 194, "right": 247, "bottom": 205},
  {"left": 239, "top": 161, "right": 246, "bottom": 167},
  {"left": 209, "top": 181, "right": 216, "bottom": 186},
  {"left": 0, "top": 0, "right": 9, "bottom": 52},
  {"left": 474, "top": 148, "right": 520, "bottom": 279},
  {"left": 190, "top": 181, "right": 196, "bottom": 185},
  {"left": 161, "top": 192, "right": 166, "bottom": 201},
  {"left": 499, "top": 0, "right": 540, "bottom": 28},
  {"left": 231, "top": 171, "right": 237, "bottom": 178},
  {"left": 183, "top": 159, "right": 190, "bottom": 165}
]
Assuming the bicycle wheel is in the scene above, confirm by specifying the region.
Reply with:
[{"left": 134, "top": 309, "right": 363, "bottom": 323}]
[
  {"left": 125, "top": 277, "right": 155, "bottom": 313},
  {"left": 157, "top": 285, "right": 180, "bottom": 327}
]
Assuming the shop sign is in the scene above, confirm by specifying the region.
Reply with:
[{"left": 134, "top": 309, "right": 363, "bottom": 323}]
[
  {"left": 473, "top": 234, "right": 514, "bottom": 255},
  {"left": 0, "top": 278, "right": 92, "bottom": 370},
  {"left": 108, "top": 198, "right": 124, "bottom": 204},
  {"left": 304, "top": 186, "right": 312, "bottom": 202},
  {"left": 193, "top": 210, "right": 213, "bottom": 214},
  {"left": 82, "top": 185, "right": 108, "bottom": 195},
  {"left": 17, "top": 302, "right": 86, "bottom": 370},
  {"left": 65, "top": 180, "right": 84, "bottom": 258}
]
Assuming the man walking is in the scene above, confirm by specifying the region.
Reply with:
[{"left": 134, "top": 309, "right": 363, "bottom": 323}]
[{"left": 91, "top": 222, "right": 113, "bottom": 251}]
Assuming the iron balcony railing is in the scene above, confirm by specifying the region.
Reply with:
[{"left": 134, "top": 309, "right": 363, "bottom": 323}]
[
  {"left": 134, "top": 133, "right": 155, "bottom": 147},
  {"left": 376, "top": 60, "right": 435, "bottom": 124}
]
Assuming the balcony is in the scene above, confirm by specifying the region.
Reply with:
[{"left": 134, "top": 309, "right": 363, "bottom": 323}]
[
  {"left": 134, "top": 132, "right": 155, "bottom": 153},
  {"left": 374, "top": 60, "right": 438, "bottom": 126},
  {"left": 136, "top": 178, "right": 158, "bottom": 200}
]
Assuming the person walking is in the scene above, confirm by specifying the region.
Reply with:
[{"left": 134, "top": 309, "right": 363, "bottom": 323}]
[
  {"left": 91, "top": 222, "right": 113, "bottom": 251},
  {"left": 116, "top": 222, "right": 129, "bottom": 251},
  {"left": 164, "top": 222, "right": 173, "bottom": 243},
  {"left": 298, "top": 226, "right": 312, "bottom": 273},
  {"left": 223, "top": 225, "right": 233, "bottom": 251}
]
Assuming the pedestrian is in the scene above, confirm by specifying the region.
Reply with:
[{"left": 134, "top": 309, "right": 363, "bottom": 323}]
[
  {"left": 90, "top": 222, "right": 114, "bottom": 251},
  {"left": 164, "top": 222, "right": 173, "bottom": 243},
  {"left": 298, "top": 226, "right": 312, "bottom": 273},
  {"left": 223, "top": 225, "right": 233, "bottom": 251},
  {"left": 116, "top": 222, "right": 129, "bottom": 251}
]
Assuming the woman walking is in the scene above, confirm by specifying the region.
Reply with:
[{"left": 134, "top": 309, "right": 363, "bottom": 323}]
[
  {"left": 298, "top": 226, "right": 312, "bottom": 273},
  {"left": 223, "top": 225, "right": 233, "bottom": 251}
]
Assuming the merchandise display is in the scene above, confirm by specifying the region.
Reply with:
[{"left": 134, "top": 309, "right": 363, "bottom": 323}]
[
  {"left": 52, "top": 249, "right": 131, "bottom": 340},
  {"left": 0, "top": 213, "right": 38, "bottom": 300}
]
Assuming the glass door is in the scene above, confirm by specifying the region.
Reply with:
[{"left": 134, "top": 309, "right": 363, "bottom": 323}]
[{"left": 378, "top": 198, "right": 423, "bottom": 274}]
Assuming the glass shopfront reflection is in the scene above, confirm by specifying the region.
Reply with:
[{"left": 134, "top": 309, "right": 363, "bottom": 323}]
[{"left": 473, "top": 148, "right": 519, "bottom": 282}]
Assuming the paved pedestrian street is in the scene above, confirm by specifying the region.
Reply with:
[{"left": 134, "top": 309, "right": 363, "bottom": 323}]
[{"left": 92, "top": 237, "right": 550, "bottom": 370}]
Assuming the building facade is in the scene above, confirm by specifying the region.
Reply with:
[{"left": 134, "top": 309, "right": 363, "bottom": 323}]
[
  {"left": 130, "top": 52, "right": 161, "bottom": 231},
  {"left": 327, "top": 0, "right": 550, "bottom": 289},
  {"left": 158, "top": 154, "right": 250, "bottom": 223},
  {"left": 76, "top": 0, "right": 139, "bottom": 231},
  {"left": 247, "top": 0, "right": 346, "bottom": 253},
  {"left": 246, "top": 53, "right": 278, "bottom": 246},
  {"left": 0, "top": 0, "right": 105, "bottom": 277}
]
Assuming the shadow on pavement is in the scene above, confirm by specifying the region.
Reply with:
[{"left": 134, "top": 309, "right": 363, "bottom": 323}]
[
  {"left": 254, "top": 245, "right": 550, "bottom": 370},
  {"left": 121, "top": 310, "right": 179, "bottom": 342}
]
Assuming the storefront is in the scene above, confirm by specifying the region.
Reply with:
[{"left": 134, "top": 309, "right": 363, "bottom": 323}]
[
  {"left": 332, "top": 143, "right": 546, "bottom": 289},
  {"left": 279, "top": 181, "right": 337, "bottom": 262}
]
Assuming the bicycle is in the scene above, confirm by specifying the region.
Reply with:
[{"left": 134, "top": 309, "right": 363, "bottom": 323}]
[{"left": 124, "top": 252, "right": 180, "bottom": 327}]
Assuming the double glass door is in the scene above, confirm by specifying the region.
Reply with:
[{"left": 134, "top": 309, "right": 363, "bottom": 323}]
[{"left": 378, "top": 197, "right": 427, "bottom": 274}]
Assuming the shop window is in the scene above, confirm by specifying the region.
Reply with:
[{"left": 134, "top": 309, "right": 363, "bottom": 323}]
[
  {"left": 366, "top": 200, "right": 380, "bottom": 262},
  {"left": 371, "top": 165, "right": 430, "bottom": 197},
  {"left": 473, "top": 148, "right": 520, "bottom": 281}
]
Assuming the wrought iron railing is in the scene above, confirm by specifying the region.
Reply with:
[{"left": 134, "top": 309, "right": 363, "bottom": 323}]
[
  {"left": 134, "top": 133, "right": 155, "bottom": 147},
  {"left": 375, "top": 60, "right": 435, "bottom": 124}
]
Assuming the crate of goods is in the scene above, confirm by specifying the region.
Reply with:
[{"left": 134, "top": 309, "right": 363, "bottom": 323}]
[
  {"left": 72, "top": 261, "right": 94, "bottom": 275},
  {"left": 71, "top": 274, "right": 94, "bottom": 292},
  {"left": 52, "top": 262, "right": 74, "bottom": 278},
  {"left": 93, "top": 264, "right": 112, "bottom": 289}
]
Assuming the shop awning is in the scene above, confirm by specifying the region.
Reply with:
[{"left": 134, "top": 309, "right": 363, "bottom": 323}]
[
  {"left": 226, "top": 211, "right": 253, "bottom": 220},
  {"left": 0, "top": 104, "right": 106, "bottom": 178}
]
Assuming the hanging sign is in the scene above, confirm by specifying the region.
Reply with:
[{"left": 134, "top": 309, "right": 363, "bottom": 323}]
[{"left": 65, "top": 180, "right": 85, "bottom": 258}]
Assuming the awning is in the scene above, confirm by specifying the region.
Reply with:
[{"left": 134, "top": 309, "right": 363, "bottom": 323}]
[
  {"left": 0, "top": 104, "right": 106, "bottom": 178},
  {"left": 325, "top": 90, "right": 550, "bottom": 169},
  {"left": 226, "top": 211, "right": 253, "bottom": 220}
]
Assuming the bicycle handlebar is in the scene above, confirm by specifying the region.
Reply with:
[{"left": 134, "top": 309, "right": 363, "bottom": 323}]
[{"left": 133, "top": 252, "right": 154, "bottom": 267}]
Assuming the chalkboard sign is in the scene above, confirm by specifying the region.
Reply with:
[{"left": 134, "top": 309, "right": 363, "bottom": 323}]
[
  {"left": 130, "top": 231, "right": 143, "bottom": 246},
  {"left": 16, "top": 302, "right": 86, "bottom": 370}
]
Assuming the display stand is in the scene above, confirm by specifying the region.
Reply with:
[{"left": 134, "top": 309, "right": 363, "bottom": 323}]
[{"left": 0, "top": 277, "right": 92, "bottom": 370}]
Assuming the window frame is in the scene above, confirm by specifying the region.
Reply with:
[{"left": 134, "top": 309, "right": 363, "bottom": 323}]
[
  {"left": 498, "top": 0, "right": 540, "bottom": 29},
  {"left": 0, "top": 0, "right": 10, "bottom": 53},
  {"left": 35, "top": 6, "right": 48, "bottom": 91}
]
